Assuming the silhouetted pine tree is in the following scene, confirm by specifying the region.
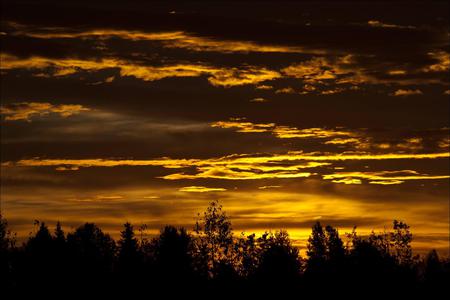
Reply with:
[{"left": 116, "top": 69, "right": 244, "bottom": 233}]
[
  {"left": 424, "top": 250, "right": 444, "bottom": 285},
  {"left": 22, "top": 222, "right": 56, "bottom": 289},
  {"left": 116, "top": 222, "right": 143, "bottom": 288},
  {"left": 54, "top": 221, "right": 65, "bottom": 244},
  {"left": 117, "top": 222, "right": 140, "bottom": 270},
  {"left": 154, "top": 226, "right": 194, "bottom": 283},
  {"left": 306, "top": 221, "right": 327, "bottom": 276}
]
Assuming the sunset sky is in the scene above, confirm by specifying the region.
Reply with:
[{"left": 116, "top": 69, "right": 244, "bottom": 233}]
[{"left": 1, "top": 1, "right": 449, "bottom": 255}]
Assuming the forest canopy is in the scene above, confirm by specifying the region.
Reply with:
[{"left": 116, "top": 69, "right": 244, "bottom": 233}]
[{"left": 1, "top": 200, "right": 448, "bottom": 295}]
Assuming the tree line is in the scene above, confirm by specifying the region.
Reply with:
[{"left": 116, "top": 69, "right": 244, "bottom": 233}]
[{"left": 1, "top": 200, "right": 448, "bottom": 295}]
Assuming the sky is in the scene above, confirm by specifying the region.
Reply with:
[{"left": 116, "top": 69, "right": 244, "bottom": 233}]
[{"left": 0, "top": 0, "right": 449, "bottom": 255}]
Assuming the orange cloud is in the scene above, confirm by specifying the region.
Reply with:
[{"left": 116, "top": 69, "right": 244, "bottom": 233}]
[
  {"left": 275, "top": 87, "right": 296, "bottom": 94},
  {"left": 210, "top": 120, "right": 275, "bottom": 133},
  {"left": 96, "top": 195, "right": 124, "bottom": 200},
  {"left": 178, "top": 186, "right": 227, "bottom": 192},
  {"left": 438, "top": 137, "right": 450, "bottom": 149},
  {"left": 331, "top": 178, "right": 362, "bottom": 185},
  {"left": 280, "top": 56, "right": 367, "bottom": 94},
  {"left": 422, "top": 51, "right": 450, "bottom": 73},
  {"left": 249, "top": 97, "right": 269, "bottom": 103},
  {"left": 324, "top": 138, "right": 361, "bottom": 145},
  {"left": 323, "top": 170, "right": 449, "bottom": 185},
  {"left": 255, "top": 85, "right": 273, "bottom": 90},
  {"left": 8, "top": 24, "right": 319, "bottom": 54},
  {"left": 396, "top": 137, "right": 423, "bottom": 150},
  {"left": 367, "top": 20, "right": 416, "bottom": 29},
  {"left": 3, "top": 151, "right": 448, "bottom": 183},
  {"left": 387, "top": 70, "right": 407, "bottom": 75},
  {"left": 0, "top": 54, "right": 280, "bottom": 87},
  {"left": 211, "top": 119, "right": 357, "bottom": 140},
  {"left": 258, "top": 185, "right": 282, "bottom": 190},
  {"left": 392, "top": 89, "right": 423, "bottom": 96},
  {"left": 281, "top": 53, "right": 447, "bottom": 94},
  {"left": 207, "top": 67, "right": 281, "bottom": 87},
  {"left": 0, "top": 102, "right": 90, "bottom": 121},
  {"left": 282, "top": 57, "right": 342, "bottom": 81},
  {"left": 272, "top": 127, "right": 355, "bottom": 139}
]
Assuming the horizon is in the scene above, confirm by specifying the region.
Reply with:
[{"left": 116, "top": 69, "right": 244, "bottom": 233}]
[{"left": 3, "top": 208, "right": 446, "bottom": 258}]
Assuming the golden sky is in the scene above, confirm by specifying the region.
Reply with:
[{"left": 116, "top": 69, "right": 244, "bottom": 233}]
[{"left": 0, "top": 1, "right": 449, "bottom": 255}]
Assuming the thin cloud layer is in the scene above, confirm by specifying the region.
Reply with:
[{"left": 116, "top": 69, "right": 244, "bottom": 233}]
[
  {"left": 211, "top": 119, "right": 357, "bottom": 139},
  {"left": 3, "top": 151, "right": 448, "bottom": 183},
  {"left": 0, "top": 102, "right": 90, "bottom": 121},
  {"left": 6, "top": 24, "right": 312, "bottom": 54},
  {"left": 323, "top": 170, "right": 450, "bottom": 185},
  {"left": 0, "top": 54, "right": 280, "bottom": 87},
  {"left": 367, "top": 20, "right": 416, "bottom": 30},
  {"left": 178, "top": 186, "right": 227, "bottom": 192},
  {"left": 392, "top": 89, "right": 423, "bottom": 97},
  {"left": 422, "top": 51, "right": 450, "bottom": 73}
]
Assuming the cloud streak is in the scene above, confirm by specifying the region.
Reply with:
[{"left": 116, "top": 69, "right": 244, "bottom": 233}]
[
  {"left": 7, "top": 25, "right": 314, "bottom": 54},
  {"left": 0, "top": 54, "right": 280, "bottom": 87},
  {"left": 367, "top": 20, "right": 416, "bottom": 30},
  {"left": 323, "top": 170, "right": 450, "bottom": 185},
  {"left": 178, "top": 186, "right": 227, "bottom": 192},
  {"left": 3, "top": 151, "right": 448, "bottom": 183},
  {"left": 0, "top": 102, "right": 90, "bottom": 121},
  {"left": 422, "top": 51, "right": 450, "bottom": 73},
  {"left": 211, "top": 119, "right": 357, "bottom": 139},
  {"left": 392, "top": 89, "right": 423, "bottom": 97}
]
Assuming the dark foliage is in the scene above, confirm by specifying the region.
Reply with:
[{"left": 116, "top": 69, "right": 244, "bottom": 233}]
[
  {"left": 1, "top": 203, "right": 448, "bottom": 295},
  {"left": 253, "top": 230, "right": 301, "bottom": 283},
  {"left": 153, "top": 226, "right": 194, "bottom": 282}
]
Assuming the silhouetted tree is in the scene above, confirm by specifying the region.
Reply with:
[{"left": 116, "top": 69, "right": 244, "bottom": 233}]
[
  {"left": 255, "top": 230, "right": 300, "bottom": 282},
  {"left": 27, "top": 221, "right": 52, "bottom": 250},
  {"left": 153, "top": 226, "right": 193, "bottom": 281},
  {"left": 66, "top": 223, "right": 116, "bottom": 288},
  {"left": 117, "top": 222, "right": 141, "bottom": 273},
  {"left": 193, "top": 200, "right": 236, "bottom": 279},
  {"left": 136, "top": 223, "right": 155, "bottom": 268},
  {"left": 52, "top": 222, "right": 67, "bottom": 259},
  {"left": 0, "top": 214, "right": 8, "bottom": 253},
  {"left": 423, "top": 250, "right": 444, "bottom": 285},
  {"left": 0, "top": 215, "right": 14, "bottom": 251},
  {"left": 325, "top": 225, "right": 345, "bottom": 261},
  {"left": 0, "top": 208, "right": 443, "bottom": 294},
  {"left": 346, "top": 226, "right": 399, "bottom": 288},
  {"left": 54, "top": 221, "right": 65, "bottom": 244},
  {"left": 390, "top": 220, "right": 413, "bottom": 266},
  {"left": 21, "top": 221, "right": 58, "bottom": 289},
  {"left": 1, "top": 215, "right": 16, "bottom": 290},
  {"left": 235, "top": 233, "right": 259, "bottom": 277},
  {"left": 323, "top": 224, "right": 347, "bottom": 282},
  {"left": 25, "top": 221, "right": 53, "bottom": 263},
  {"left": 306, "top": 221, "right": 327, "bottom": 275},
  {"left": 305, "top": 222, "right": 347, "bottom": 285}
]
